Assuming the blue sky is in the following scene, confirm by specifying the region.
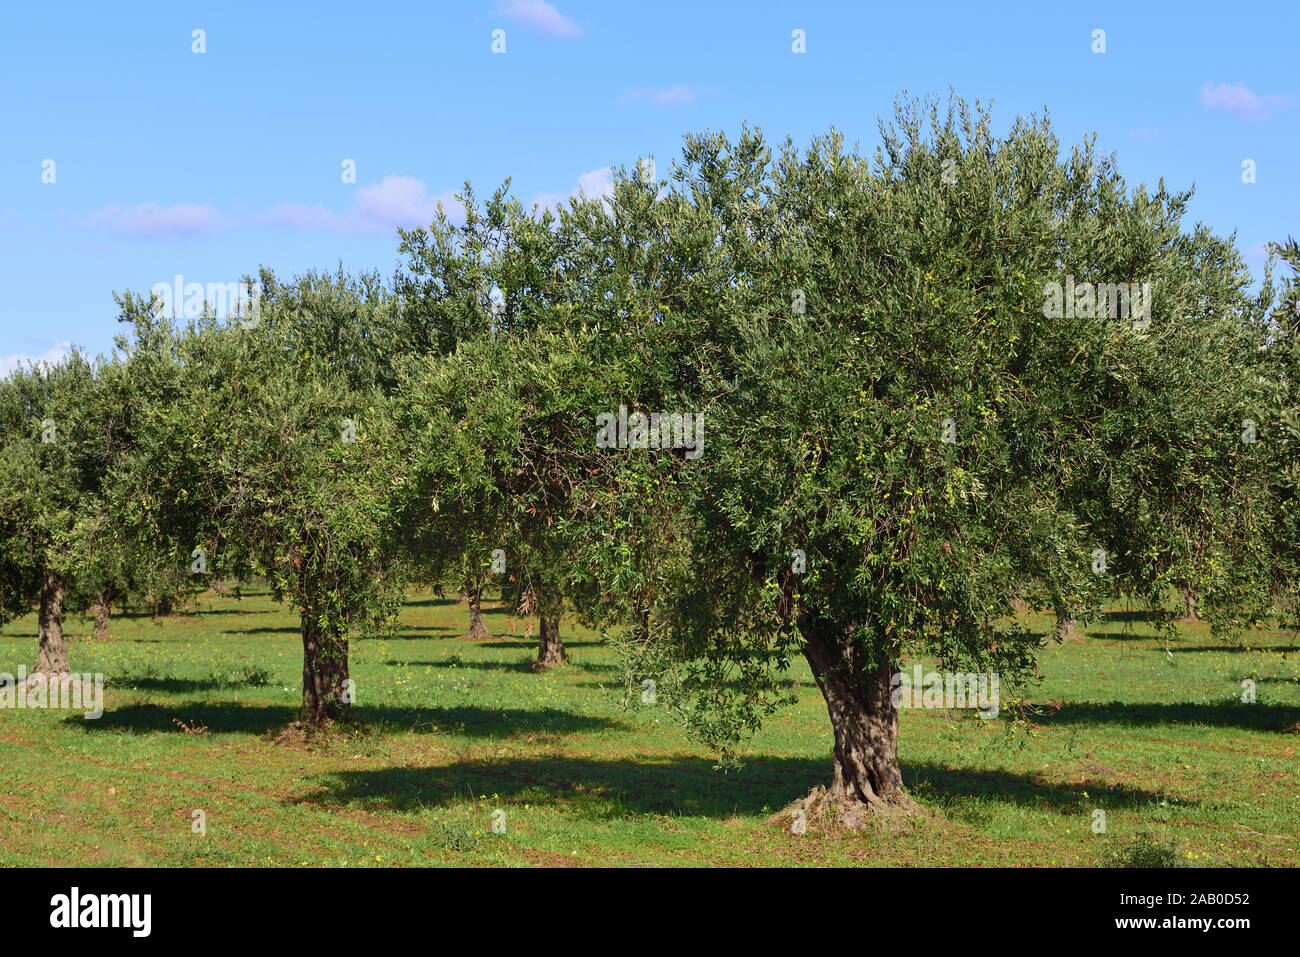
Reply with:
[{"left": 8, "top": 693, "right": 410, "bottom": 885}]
[{"left": 2, "top": 0, "right": 1296, "bottom": 371}]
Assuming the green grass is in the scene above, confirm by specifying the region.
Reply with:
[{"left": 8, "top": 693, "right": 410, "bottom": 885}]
[{"left": 1, "top": 587, "right": 1297, "bottom": 867}]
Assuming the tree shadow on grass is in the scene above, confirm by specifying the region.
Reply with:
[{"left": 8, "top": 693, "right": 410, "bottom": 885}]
[
  {"left": 383, "top": 659, "right": 536, "bottom": 673},
  {"left": 71, "top": 702, "right": 624, "bottom": 737},
  {"left": 1168, "top": 644, "right": 1300, "bottom": 654},
  {"left": 1085, "top": 628, "right": 1161, "bottom": 642},
  {"left": 70, "top": 703, "right": 301, "bottom": 735},
  {"left": 1097, "top": 609, "right": 1165, "bottom": 625},
  {"left": 383, "top": 625, "right": 584, "bottom": 643},
  {"left": 293, "top": 754, "right": 824, "bottom": 817},
  {"left": 462, "top": 638, "right": 604, "bottom": 650},
  {"left": 905, "top": 763, "right": 1177, "bottom": 814},
  {"left": 106, "top": 675, "right": 257, "bottom": 694},
  {"left": 570, "top": 675, "right": 800, "bottom": 693},
  {"left": 1028, "top": 700, "right": 1300, "bottom": 732},
  {"left": 289, "top": 754, "right": 1174, "bottom": 820},
  {"left": 186, "top": 608, "right": 273, "bottom": 617},
  {"left": 382, "top": 625, "right": 461, "bottom": 639}
]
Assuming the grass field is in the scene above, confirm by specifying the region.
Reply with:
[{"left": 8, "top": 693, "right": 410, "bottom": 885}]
[{"left": 1, "top": 586, "right": 1297, "bottom": 867}]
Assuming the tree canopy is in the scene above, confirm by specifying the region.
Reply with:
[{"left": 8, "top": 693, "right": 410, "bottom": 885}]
[{"left": 0, "top": 93, "right": 1289, "bottom": 825}]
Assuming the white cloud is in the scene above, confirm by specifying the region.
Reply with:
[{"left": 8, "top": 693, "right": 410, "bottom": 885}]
[
  {"left": 265, "top": 175, "right": 460, "bottom": 233},
  {"left": 82, "top": 176, "right": 462, "bottom": 239},
  {"left": 1201, "top": 82, "right": 1291, "bottom": 121},
  {"left": 650, "top": 85, "right": 695, "bottom": 106},
  {"left": 1246, "top": 242, "right": 1273, "bottom": 267},
  {"left": 87, "top": 202, "right": 219, "bottom": 237},
  {"left": 356, "top": 175, "right": 454, "bottom": 227},
  {"left": 497, "top": 0, "right": 581, "bottom": 38},
  {"left": 531, "top": 165, "right": 615, "bottom": 211},
  {"left": 575, "top": 166, "right": 615, "bottom": 199},
  {"left": 0, "top": 341, "right": 72, "bottom": 378}
]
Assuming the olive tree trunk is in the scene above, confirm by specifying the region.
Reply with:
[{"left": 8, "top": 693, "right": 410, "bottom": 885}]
[
  {"left": 535, "top": 614, "right": 565, "bottom": 669},
  {"left": 797, "top": 618, "right": 916, "bottom": 822},
  {"left": 301, "top": 608, "right": 350, "bottom": 723},
  {"left": 461, "top": 583, "right": 494, "bottom": 640},
  {"left": 35, "top": 572, "right": 70, "bottom": 675},
  {"left": 1053, "top": 603, "right": 1081, "bottom": 640},
  {"left": 91, "top": 589, "right": 113, "bottom": 641},
  {"left": 533, "top": 589, "right": 566, "bottom": 670}
]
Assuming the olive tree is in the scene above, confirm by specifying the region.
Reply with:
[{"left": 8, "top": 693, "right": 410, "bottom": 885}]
[
  {"left": 0, "top": 353, "right": 118, "bottom": 683},
  {"left": 395, "top": 184, "right": 598, "bottom": 663},
  {"left": 114, "top": 273, "right": 404, "bottom": 723},
  {"left": 1254, "top": 239, "right": 1300, "bottom": 622},
  {"left": 593, "top": 98, "right": 1268, "bottom": 824}
]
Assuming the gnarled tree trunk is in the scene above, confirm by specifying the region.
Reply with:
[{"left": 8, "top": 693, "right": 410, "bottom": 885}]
[
  {"left": 535, "top": 614, "right": 565, "bottom": 669},
  {"left": 792, "top": 616, "right": 920, "bottom": 828},
  {"left": 91, "top": 589, "right": 113, "bottom": 641},
  {"left": 155, "top": 594, "right": 174, "bottom": 617},
  {"left": 301, "top": 608, "right": 350, "bottom": 723},
  {"left": 35, "top": 572, "right": 70, "bottom": 675},
  {"left": 1054, "top": 603, "right": 1081, "bottom": 640},
  {"left": 461, "top": 583, "right": 494, "bottom": 641},
  {"left": 1180, "top": 584, "right": 1200, "bottom": 621},
  {"left": 533, "top": 590, "right": 565, "bottom": 670}
]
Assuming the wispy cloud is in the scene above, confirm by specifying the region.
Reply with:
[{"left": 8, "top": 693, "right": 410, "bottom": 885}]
[
  {"left": 82, "top": 176, "right": 460, "bottom": 239},
  {"left": 497, "top": 0, "right": 582, "bottom": 38},
  {"left": 356, "top": 175, "right": 457, "bottom": 228},
  {"left": 0, "top": 341, "right": 72, "bottom": 378},
  {"left": 531, "top": 166, "right": 615, "bottom": 211},
  {"left": 1201, "top": 82, "right": 1291, "bottom": 121},
  {"left": 623, "top": 84, "right": 697, "bottom": 106},
  {"left": 260, "top": 202, "right": 341, "bottom": 232},
  {"left": 86, "top": 202, "right": 219, "bottom": 238},
  {"left": 1246, "top": 242, "right": 1273, "bottom": 267},
  {"left": 263, "top": 174, "right": 459, "bottom": 233}
]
